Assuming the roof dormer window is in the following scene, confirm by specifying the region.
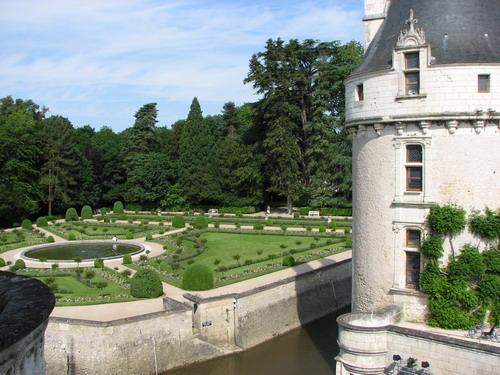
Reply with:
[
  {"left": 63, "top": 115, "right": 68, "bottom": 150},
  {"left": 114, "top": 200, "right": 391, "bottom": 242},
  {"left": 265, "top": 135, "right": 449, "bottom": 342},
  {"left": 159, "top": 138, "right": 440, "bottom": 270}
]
[{"left": 404, "top": 52, "right": 420, "bottom": 96}]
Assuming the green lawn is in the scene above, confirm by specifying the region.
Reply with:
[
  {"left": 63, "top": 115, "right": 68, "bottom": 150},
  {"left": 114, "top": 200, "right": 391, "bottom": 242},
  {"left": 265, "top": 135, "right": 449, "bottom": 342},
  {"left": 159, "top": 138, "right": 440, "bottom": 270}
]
[
  {"left": 44, "top": 221, "right": 169, "bottom": 240},
  {"left": 0, "top": 229, "right": 50, "bottom": 253},
  {"left": 17, "top": 268, "right": 138, "bottom": 306},
  {"left": 135, "top": 230, "right": 349, "bottom": 288}
]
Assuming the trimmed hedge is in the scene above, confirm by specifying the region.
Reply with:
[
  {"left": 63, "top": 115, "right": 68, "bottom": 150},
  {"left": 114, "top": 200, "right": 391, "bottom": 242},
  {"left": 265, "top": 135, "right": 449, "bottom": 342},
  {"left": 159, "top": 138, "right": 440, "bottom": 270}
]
[
  {"left": 130, "top": 269, "right": 163, "bottom": 298},
  {"left": 172, "top": 216, "right": 186, "bottom": 228},
  {"left": 182, "top": 264, "right": 214, "bottom": 291},
  {"left": 94, "top": 258, "right": 104, "bottom": 268},
  {"left": 21, "top": 219, "right": 32, "bottom": 230},
  {"left": 113, "top": 201, "right": 124, "bottom": 214},
  {"left": 65, "top": 207, "right": 79, "bottom": 221},
  {"left": 36, "top": 216, "right": 49, "bottom": 227},
  {"left": 282, "top": 255, "right": 296, "bottom": 267},
  {"left": 194, "top": 216, "right": 209, "bottom": 229},
  {"left": 123, "top": 254, "right": 132, "bottom": 264},
  {"left": 218, "top": 206, "right": 256, "bottom": 214},
  {"left": 81, "top": 205, "right": 93, "bottom": 219}
]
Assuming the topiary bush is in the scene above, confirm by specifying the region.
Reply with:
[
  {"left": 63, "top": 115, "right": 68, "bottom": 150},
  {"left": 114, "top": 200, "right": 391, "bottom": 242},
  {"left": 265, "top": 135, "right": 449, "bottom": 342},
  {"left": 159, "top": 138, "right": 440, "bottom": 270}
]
[
  {"left": 0, "top": 258, "right": 5, "bottom": 267},
  {"left": 81, "top": 205, "right": 93, "bottom": 220},
  {"left": 65, "top": 207, "right": 79, "bottom": 221},
  {"left": 282, "top": 255, "right": 295, "bottom": 267},
  {"left": 172, "top": 216, "right": 186, "bottom": 228},
  {"left": 94, "top": 258, "right": 104, "bottom": 268},
  {"left": 113, "top": 201, "right": 124, "bottom": 214},
  {"left": 194, "top": 216, "right": 209, "bottom": 229},
  {"left": 344, "top": 238, "right": 352, "bottom": 248},
  {"left": 146, "top": 233, "right": 153, "bottom": 241},
  {"left": 14, "top": 259, "right": 26, "bottom": 270},
  {"left": 68, "top": 232, "right": 77, "bottom": 241},
  {"left": 36, "top": 216, "right": 49, "bottom": 227},
  {"left": 21, "top": 219, "right": 32, "bottom": 230},
  {"left": 47, "top": 235, "right": 55, "bottom": 243},
  {"left": 130, "top": 269, "right": 163, "bottom": 298},
  {"left": 182, "top": 264, "right": 214, "bottom": 291},
  {"left": 123, "top": 254, "right": 132, "bottom": 264},
  {"left": 126, "top": 232, "right": 134, "bottom": 240}
]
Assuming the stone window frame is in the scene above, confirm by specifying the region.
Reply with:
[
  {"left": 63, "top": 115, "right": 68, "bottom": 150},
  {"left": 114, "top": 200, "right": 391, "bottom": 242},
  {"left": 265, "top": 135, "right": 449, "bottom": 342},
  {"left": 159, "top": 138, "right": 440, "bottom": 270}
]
[
  {"left": 394, "top": 47, "right": 429, "bottom": 100},
  {"left": 404, "top": 227, "right": 422, "bottom": 290},
  {"left": 393, "top": 136, "right": 432, "bottom": 203},
  {"left": 405, "top": 144, "right": 423, "bottom": 192}
]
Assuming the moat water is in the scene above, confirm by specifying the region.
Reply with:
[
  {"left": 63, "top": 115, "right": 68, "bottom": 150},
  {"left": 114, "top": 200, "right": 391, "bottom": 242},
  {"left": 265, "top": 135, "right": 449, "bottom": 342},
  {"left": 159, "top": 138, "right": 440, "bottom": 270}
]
[{"left": 167, "top": 307, "right": 348, "bottom": 375}]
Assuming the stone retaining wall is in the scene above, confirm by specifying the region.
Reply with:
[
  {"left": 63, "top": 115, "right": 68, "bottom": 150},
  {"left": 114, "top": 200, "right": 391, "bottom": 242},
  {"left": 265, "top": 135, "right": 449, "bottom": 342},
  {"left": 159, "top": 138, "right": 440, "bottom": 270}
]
[{"left": 45, "top": 259, "right": 352, "bottom": 374}]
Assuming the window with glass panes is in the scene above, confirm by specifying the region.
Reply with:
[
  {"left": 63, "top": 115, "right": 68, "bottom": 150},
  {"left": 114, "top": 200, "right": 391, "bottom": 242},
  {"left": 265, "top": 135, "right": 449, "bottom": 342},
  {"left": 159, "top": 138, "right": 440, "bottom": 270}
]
[
  {"left": 404, "top": 52, "right": 420, "bottom": 95},
  {"left": 406, "top": 229, "right": 421, "bottom": 248},
  {"left": 405, "top": 252, "right": 421, "bottom": 289},
  {"left": 405, "top": 145, "right": 423, "bottom": 192}
]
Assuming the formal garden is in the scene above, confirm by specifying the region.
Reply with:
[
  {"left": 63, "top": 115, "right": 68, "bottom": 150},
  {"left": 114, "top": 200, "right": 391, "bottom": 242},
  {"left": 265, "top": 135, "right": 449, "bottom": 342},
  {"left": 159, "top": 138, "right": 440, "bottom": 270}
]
[
  {"left": 129, "top": 229, "right": 351, "bottom": 289},
  {"left": 0, "top": 219, "right": 53, "bottom": 254}
]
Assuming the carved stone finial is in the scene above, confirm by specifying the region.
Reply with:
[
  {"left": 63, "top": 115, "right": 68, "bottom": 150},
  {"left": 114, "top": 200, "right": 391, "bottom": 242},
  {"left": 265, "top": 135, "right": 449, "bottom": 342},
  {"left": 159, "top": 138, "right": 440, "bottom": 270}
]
[{"left": 397, "top": 9, "right": 426, "bottom": 48}]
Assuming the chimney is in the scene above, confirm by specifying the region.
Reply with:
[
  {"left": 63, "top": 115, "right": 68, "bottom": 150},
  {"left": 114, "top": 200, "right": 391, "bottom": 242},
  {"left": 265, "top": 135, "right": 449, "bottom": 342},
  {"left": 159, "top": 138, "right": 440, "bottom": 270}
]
[{"left": 363, "top": 0, "right": 390, "bottom": 51}]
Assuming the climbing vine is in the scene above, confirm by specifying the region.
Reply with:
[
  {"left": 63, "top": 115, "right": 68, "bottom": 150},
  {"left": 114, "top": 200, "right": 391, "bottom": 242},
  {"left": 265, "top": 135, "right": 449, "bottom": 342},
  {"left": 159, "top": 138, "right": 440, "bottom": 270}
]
[{"left": 420, "top": 205, "right": 500, "bottom": 329}]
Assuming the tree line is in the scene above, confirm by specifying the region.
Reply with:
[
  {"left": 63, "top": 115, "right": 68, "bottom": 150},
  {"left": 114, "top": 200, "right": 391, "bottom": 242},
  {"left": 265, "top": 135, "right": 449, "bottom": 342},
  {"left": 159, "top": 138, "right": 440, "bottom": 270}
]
[{"left": 0, "top": 39, "right": 362, "bottom": 227}]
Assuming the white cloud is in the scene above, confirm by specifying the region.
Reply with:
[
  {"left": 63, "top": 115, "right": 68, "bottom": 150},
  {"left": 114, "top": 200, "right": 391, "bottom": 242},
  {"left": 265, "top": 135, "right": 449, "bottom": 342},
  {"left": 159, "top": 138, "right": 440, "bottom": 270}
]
[{"left": 0, "top": 0, "right": 362, "bottom": 129}]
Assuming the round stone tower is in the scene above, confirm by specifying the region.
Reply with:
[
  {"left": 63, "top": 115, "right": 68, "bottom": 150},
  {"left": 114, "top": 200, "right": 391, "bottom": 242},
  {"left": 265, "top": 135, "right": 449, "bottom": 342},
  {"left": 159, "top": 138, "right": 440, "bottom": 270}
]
[{"left": 346, "top": 0, "right": 500, "bottom": 318}]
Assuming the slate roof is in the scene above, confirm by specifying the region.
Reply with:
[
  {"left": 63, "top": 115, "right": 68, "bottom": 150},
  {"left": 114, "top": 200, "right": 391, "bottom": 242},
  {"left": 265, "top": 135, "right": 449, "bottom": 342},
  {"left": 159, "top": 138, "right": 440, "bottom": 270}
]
[{"left": 355, "top": 0, "right": 500, "bottom": 75}]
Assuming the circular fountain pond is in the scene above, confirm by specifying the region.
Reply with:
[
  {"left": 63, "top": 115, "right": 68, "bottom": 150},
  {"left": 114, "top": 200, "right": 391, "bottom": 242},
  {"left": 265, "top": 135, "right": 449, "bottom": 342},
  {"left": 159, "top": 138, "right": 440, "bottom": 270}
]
[{"left": 21, "top": 241, "right": 144, "bottom": 262}]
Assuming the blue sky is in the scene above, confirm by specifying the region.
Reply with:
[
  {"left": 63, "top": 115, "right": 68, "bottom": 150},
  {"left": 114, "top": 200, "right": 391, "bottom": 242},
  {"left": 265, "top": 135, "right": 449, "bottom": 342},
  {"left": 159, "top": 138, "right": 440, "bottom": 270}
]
[{"left": 0, "top": 0, "right": 363, "bottom": 131}]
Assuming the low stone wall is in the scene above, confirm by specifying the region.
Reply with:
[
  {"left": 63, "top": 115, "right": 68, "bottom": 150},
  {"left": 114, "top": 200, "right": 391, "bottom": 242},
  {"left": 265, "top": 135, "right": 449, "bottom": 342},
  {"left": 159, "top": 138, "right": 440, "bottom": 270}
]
[
  {"left": 44, "top": 258, "right": 352, "bottom": 374},
  {"left": 0, "top": 272, "right": 55, "bottom": 375},
  {"left": 336, "top": 307, "right": 500, "bottom": 375},
  {"left": 387, "top": 326, "right": 500, "bottom": 375}
]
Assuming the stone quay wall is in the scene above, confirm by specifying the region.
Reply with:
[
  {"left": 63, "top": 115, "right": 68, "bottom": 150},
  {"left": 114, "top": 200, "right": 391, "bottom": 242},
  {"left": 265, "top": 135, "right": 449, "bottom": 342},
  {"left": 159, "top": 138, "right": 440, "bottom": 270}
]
[{"left": 45, "top": 258, "right": 352, "bottom": 375}]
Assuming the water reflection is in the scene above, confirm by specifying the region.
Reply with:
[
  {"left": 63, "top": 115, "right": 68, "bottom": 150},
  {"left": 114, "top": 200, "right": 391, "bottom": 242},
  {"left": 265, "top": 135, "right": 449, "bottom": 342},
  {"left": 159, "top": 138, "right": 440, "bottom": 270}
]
[{"left": 167, "top": 307, "right": 349, "bottom": 375}]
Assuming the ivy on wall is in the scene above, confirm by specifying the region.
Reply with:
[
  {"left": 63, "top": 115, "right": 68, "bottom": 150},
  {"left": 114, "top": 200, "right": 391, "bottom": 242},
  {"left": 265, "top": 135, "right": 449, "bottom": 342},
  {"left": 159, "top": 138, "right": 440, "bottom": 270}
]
[{"left": 420, "top": 205, "right": 500, "bottom": 329}]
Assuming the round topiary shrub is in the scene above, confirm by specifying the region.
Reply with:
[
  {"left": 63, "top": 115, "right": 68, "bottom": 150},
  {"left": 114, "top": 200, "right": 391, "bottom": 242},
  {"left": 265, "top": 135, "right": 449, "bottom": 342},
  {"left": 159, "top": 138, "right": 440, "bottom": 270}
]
[
  {"left": 14, "top": 259, "right": 26, "bottom": 270},
  {"left": 65, "top": 207, "right": 79, "bottom": 221},
  {"left": 319, "top": 225, "right": 326, "bottom": 233},
  {"left": 182, "top": 264, "right": 214, "bottom": 291},
  {"left": 36, "top": 216, "right": 49, "bottom": 227},
  {"left": 21, "top": 219, "right": 32, "bottom": 230},
  {"left": 81, "top": 205, "right": 93, "bottom": 220},
  {"left": 0, "top": 258, "right": 5, "bottom": 267},
  {"left": 130, "top": 269, "right": 163, "bottom": 298},
  {"left": 113, "top": 201, "right": 124, "bottom": 214},
  {"left": 94, "top": 258, "right": 104, "bottom": 268},
  {"left": 123, "top": 254, "right": 132, "bottom": 264},
  {"left": 172, "top": 216, "right": 186, "bottom": 228},
  {"left": 146, "top": 233, "right": 153, "bottom": 241},
  {"left": 194, "top": 216, "right": 208, "bottom": 229},
  {"left": 47, "top": 236, "right": 55, "bottom": 243},
  {"left": 282, "top": 255, "right": 296, "bottom": 267},
  {"left": 68, "top": 232, "right": 77, "bottom": 241}
]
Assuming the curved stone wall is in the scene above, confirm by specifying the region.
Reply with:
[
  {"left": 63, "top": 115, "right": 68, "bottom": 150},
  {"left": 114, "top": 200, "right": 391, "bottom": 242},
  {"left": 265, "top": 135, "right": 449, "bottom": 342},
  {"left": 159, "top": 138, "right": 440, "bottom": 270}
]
[{"left": 0, "top": 272, "right": 55, "bottom": 375}]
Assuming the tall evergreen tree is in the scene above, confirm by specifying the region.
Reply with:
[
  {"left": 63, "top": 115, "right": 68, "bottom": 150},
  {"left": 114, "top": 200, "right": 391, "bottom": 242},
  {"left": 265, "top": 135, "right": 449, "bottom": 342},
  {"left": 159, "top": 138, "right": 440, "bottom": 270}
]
[
  {"left": 39, "top": 116, "right": 81, "bottom": 216},
  {"left": 178, "top": 98, "right": 220, "bottom": 204}
]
